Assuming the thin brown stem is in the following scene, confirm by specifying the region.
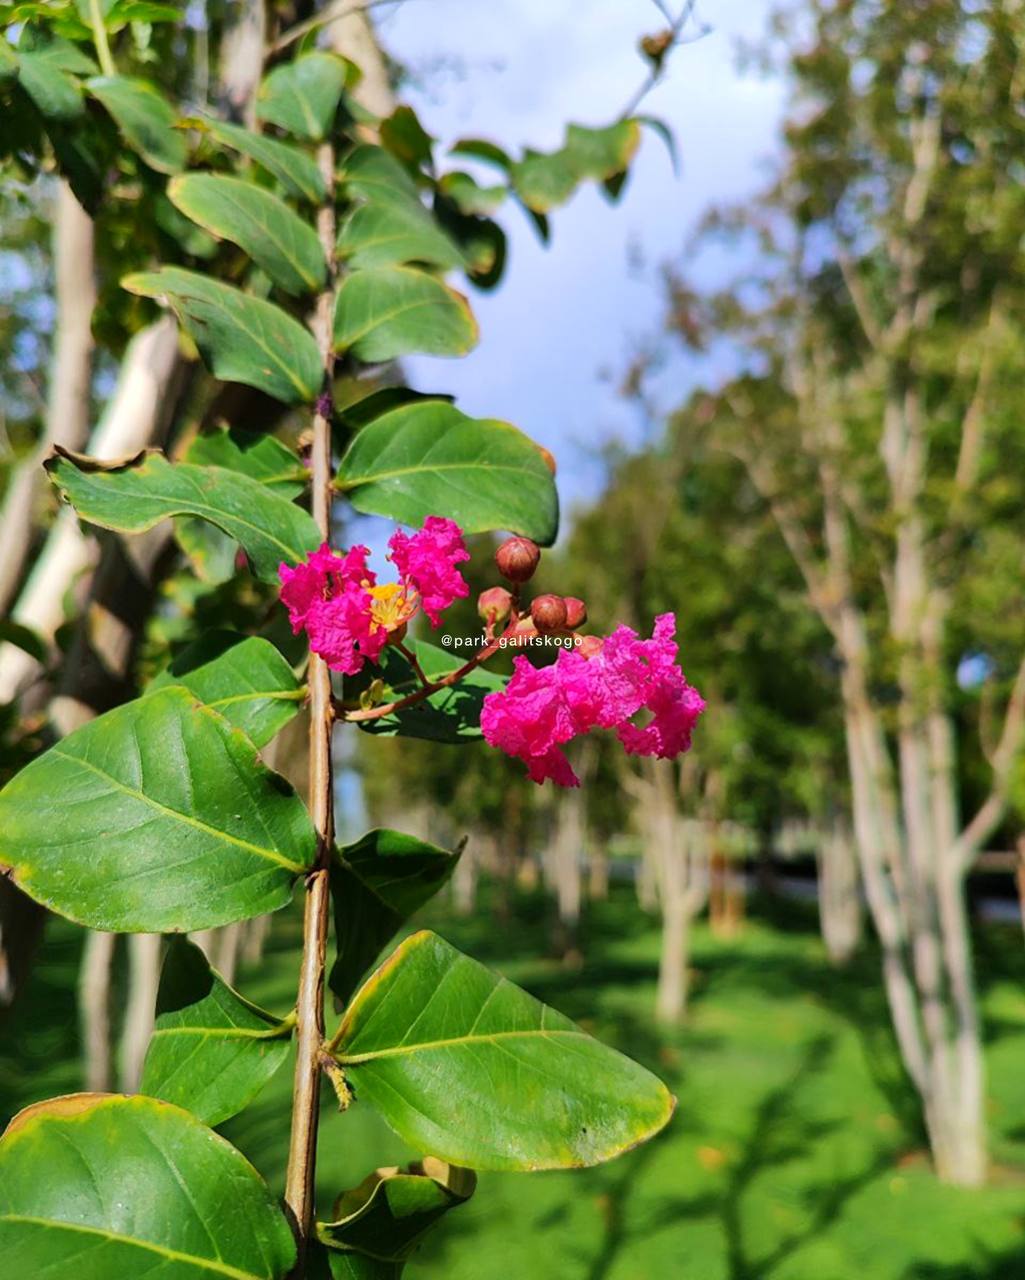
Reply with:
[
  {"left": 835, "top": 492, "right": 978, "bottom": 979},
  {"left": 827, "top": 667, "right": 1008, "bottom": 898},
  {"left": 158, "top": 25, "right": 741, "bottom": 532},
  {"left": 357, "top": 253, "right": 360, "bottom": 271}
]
[
  {"left": 284, "top": 140, "right": 338, "bottom": 1276},
  {"left": 397, "top": 640, "right": 430, "bottom": 687},
  {"left": 339, "top": 634, "right": 507, "bottom": 723}
]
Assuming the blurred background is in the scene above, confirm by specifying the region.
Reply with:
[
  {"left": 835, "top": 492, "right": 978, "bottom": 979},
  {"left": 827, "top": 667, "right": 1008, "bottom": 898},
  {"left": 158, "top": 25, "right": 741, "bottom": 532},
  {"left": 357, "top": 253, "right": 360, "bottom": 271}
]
[{"left": 5, "top": 2, "right": 1025, "bottom": 1277}]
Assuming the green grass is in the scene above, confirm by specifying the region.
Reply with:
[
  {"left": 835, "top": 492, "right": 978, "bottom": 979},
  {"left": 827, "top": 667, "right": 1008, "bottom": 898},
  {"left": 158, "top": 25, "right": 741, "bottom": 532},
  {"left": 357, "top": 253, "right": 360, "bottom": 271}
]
[{"left": 4, "top": 885, "right": 1025, "bottom": 1278}]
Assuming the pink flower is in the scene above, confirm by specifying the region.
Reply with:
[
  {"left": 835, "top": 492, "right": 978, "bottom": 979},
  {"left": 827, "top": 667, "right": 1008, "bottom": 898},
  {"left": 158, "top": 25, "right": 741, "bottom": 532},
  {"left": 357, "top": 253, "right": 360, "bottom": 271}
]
[
  {"left": 278, "top": 519, "right": 469, "bottom": 675},
  {"left": 480, "top": 613, "right": 705, "bottom": 786},
  {"left": 388, "top": 517, "right": 469, "bottom": 627}
]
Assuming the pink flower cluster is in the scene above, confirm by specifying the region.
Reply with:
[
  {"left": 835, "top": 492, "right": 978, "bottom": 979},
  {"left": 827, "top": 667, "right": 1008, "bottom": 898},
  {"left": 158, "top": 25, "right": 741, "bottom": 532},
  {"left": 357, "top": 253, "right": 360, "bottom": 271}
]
[
  {"left": 480, "top": 613, "right": 705, "bottom": 787},
  {"left": 278, "top": 517, "right": 469, "bottom": 676}
]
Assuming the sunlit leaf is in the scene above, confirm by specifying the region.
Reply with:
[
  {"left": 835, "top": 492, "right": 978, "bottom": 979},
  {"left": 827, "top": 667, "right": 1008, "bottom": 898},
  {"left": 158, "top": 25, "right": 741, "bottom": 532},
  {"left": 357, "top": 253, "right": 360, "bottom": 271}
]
[
  {"left": 330, "top": 931, "right": 676, "bottom": 1171},
  {"left": 123, "top": 267, "right": 323, "bottom": 403},
  {"left": 334, "top": 266, "right": 477, "bottom": 363},
  {"left": 0, "top": 1093, "right": 296, "bottom": 1277},
  {"left": 141, "top": 939, "right": 293, "bottom": 1126},
  {"left": 46, "top": 447, "right": 320, "bottom": 580},
  {"left": 337, "top": 398, "right": 558, "bottom": 543},
  {"left": 317, "top": 1160, "right": 474, "bottom": 1263},
  {"left": 149, "top": 632, "right": 303, "bottom": 747},
  {"left": 169, "top": 173, "right": 326, "bottom": 295},
  {"left": 0, "top": 686, "right": 315, "bottom": 931}
]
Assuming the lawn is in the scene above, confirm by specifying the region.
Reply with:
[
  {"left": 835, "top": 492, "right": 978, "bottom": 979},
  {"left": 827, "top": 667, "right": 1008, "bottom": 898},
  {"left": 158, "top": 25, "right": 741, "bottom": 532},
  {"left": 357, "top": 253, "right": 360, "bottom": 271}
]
[{"left": 4, "top": 884, "right": 1025, "bottom": 1278}]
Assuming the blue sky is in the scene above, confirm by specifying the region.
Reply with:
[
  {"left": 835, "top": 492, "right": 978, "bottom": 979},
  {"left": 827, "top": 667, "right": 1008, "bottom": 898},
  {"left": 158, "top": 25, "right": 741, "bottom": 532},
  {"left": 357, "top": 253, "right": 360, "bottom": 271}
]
[{"left": 374, "top": 0, "right": 784, "bottom": 513}]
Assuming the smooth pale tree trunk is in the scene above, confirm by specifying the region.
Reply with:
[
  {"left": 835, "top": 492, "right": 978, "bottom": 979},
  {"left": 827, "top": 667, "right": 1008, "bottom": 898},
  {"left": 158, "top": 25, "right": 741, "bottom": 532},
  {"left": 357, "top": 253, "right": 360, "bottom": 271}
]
[
  {"left": 631, "top": 760, "right": 709, "bottom": 1024},
  {"left": 79, "top": 931, "right": 117, "bottom": 1091},
  {"left": 119, "top": 934, "right": 162, "bottom": 1091},
  {"left": 817, "top": 820, "right": 862, "bottom": 966},
  {"left": 0, "top": 182, "right": 96, "bottom": 615},
  {"left": 453, "top": 838, "right": 480, "bottom": 917},
  {"left": 588, "top": 843, "right": 610, "bottom": 900}
]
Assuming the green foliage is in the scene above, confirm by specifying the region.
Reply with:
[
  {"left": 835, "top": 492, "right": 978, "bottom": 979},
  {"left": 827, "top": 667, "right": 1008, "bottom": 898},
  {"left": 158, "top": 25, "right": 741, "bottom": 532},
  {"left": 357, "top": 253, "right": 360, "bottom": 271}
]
[
  {"left": 330, "top": 931, "right": 675, "bottom": 1172},
  {"left": 333, "top": 266, "right": 478, "bottom": 362},
  {"left": 148, "top": 633, "right": 304, "bottom": 748},
  {"left": 86, "top": 75, "right": 186, "bottom": 172},
  {"left": 330, "top": 829, "right": 460, "bottom": 1004},
  {"left": 168, "top": 174, "right": 327, "bottom": 295},
  {"left": 318, "top": 1161, "right": 475, "bottom": 1264},
  {"left": 353, "top": 640, "right": 507, "bottom": 745},
  {"left": 0, "top": 1093, "right": 296, "bottom": 1278},
  {"left": 337, "top": 399, "right": 558, "bottom": 544},
  {"left": 0, "top": 686, "right": 314, "bottom": 931},
  {"left": 46, "top": 448, "right": 321, "bottom": 579},
  {"left": 0, "top": 8, "right": 666, "bottom": 1274},
  {"left": 123, "top": 268, "right": 324, "bottom": 403},
  {"left": 141, "top": 939, "right": 293, "bottom": 1126},
  {"left": 256, "top": 51, "right": 352, "bottom": 141}
]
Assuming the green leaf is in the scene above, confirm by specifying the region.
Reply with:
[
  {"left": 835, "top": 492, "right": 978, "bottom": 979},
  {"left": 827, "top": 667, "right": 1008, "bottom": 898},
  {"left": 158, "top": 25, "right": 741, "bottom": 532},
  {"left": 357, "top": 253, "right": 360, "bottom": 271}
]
[
  {"left": 257, "top": 51, "right": 349, "bottom": 140},
  {"left": 86, "top": 75, "right": 187, "bottom": 173},
  {"left": 0, "top": 1093, "right": 296, "bottom": 1278},
  {"left": 0, "top": 685, "right": 315, "bottom": 932},
  {"left": 16, "top": 37, "right": 90, "bottom": 120},
  {"left": 46, "top": 447, "right": 320, "bottom": 580},
  {"left": 337, "top": 398, "right": 558, "bottom": 544},
  {"left": 509, "top": 148, "right": 578, "bottom": 213},
  {"left": 124, "top": 266, "right": 322, "bottom": 403},
  {"left": 509, "top": 120, "right": 641, "bottom": 213},
  {"left": 202, "top": 117, "right": 325, "bottom": 202},
  {"left": 330, "top": 828, "right": 459, "bottom": 1003},
  {"left": 564, "top": 119, "right": 641, "bottom": 181},
  {"left": 184, "top": 427, "right": 306, "bottom": 497},
  {"left": 331, "top": 931, "right": 675, "bottom": 1171},
  {"left": 449, "top": 137, "right": 511, "bottom": 172},
  {"left": 337, "top": 198, "right": 465, "bottom": 272},
  {"left": 168, "top": 173, "right": 327, "bottom": 296},
  {"left": 318, "top": 1160, "right": 474, "bottom": 1263},
  {"left": 177, "top": 428, "right": 306, "bottom": 583},
  {"left": 141, "top": 939, "right": 293, "bottom": 1126},
  {"left": 340, "top": 144, "right": 422, "bottom": 207},
  {"left": 149, "top": 632, "right": 303, "bottom": 748},
  {"left": 378, "top": 105, "right": 434, "bottom": 170},
  {"left": 334, "top": 266, "right": 477, "bottom": 363},
  {"left": 354, "top": 640, "right": 506, "bottom": 745},
  {"left": 438, "top": 170, "right": 507, "bottom": 217}
]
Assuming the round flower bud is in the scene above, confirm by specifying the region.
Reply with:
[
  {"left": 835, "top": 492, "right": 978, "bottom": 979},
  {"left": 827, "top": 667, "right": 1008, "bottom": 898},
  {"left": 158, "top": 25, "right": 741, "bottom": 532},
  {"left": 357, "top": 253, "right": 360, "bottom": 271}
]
[
  {"left": 562, "top": 597, "right": 587, "bottom": 630},
  {"left": 576, "top": 635, "right": 605, "bottom": 660},
  {"left": 478, "top": 586, "right": 513, "bottom": 626},
  {"left": 531, "top": 593, "right": 568, "bottom": 634},
  {"left": 495, "top": 536, "right": 541, "bottom": 583}
]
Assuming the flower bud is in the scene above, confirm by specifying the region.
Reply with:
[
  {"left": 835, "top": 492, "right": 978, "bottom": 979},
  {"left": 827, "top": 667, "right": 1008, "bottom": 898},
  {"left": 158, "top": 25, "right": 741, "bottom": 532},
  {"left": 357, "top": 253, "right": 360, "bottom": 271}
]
[
  {"left": 478, "top": 586, "right": 513, "bottom": 626},
  {"left": 562, "top": 597, "right": 587, "bottom": 629},
  {"left": 531, "top": 593, "right": 568, "bottom": 634},
  {"left": 576, "top": 635, "right": 604, "bottom": 660},
  {"left": 495, "top": 536, "right": 541, "bottom": 583}
]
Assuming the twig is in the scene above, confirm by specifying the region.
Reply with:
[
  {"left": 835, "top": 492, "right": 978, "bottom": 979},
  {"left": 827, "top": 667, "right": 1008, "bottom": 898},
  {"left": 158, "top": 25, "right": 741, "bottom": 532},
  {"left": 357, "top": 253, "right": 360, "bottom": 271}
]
[
  {"left": 270, "top": 0, "right": 410, "bottom": 54},
  {"left": 338, "top": 634, "right": 507, "bottom": 723},
  {"left": 620, "top": 0, "right": 705, "bottom": 119},
  {"left": 283, "top": 140, "right": 338, "bottom": 1276},
  {"left": 397, "top": 640, "right": 430, "bottom": 687}
]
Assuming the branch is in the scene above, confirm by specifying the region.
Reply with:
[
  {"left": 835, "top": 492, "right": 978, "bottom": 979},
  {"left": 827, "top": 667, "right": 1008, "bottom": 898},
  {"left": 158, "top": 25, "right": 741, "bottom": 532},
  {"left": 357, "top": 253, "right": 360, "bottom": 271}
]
[
  {"left": 620, "top": 0, "right": 706, "bottom": 119},
  {"left": 837, "top": 248, "right": 882, "bottom": 351},
  {"left": 283, "top": 141, "right": 338, "bottom": 1271},
  {"left": 957, "top": 650, "right": 1025, "bottom": 866}
]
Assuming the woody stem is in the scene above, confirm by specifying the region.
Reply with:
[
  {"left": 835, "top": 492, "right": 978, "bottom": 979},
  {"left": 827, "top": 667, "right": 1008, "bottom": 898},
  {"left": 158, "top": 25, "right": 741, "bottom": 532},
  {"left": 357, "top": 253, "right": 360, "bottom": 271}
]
[{"left": 284, "top": 139, "right": 337, "bottom": 1276}]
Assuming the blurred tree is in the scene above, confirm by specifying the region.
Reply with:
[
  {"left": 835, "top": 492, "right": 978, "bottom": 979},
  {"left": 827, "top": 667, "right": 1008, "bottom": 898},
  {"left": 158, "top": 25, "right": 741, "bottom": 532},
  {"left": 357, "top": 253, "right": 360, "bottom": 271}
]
[{"left": 662, "top": 0, "right": 1025, "bottom": 1183}]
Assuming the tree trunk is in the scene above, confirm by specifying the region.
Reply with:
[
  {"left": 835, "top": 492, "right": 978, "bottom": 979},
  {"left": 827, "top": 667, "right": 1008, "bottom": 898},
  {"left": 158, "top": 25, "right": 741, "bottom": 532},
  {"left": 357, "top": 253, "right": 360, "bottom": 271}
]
[
  {"left": 817, "top": 820, "right": 862, "bottom": 965},
  {"left": 119, "top": 933, "right": 162, "bottom": 1091},
  {"left": 79, "top": 930, "right": 117, "bottom": 1092}
]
